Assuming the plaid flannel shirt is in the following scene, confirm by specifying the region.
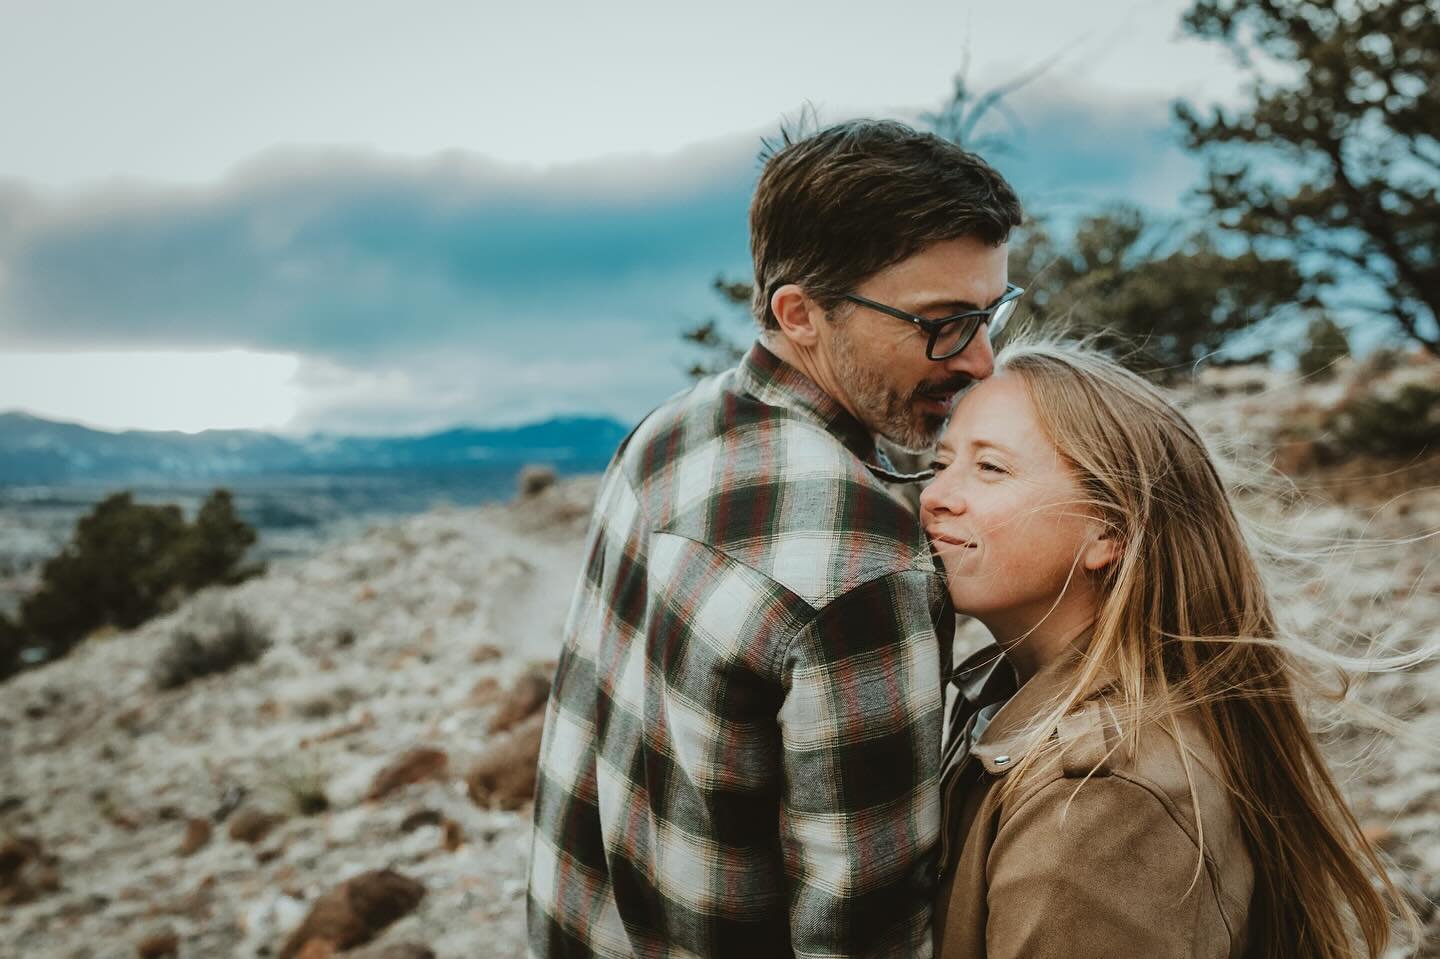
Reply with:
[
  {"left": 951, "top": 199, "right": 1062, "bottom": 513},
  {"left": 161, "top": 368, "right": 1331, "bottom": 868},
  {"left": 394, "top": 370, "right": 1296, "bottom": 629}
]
[{"left": 528, "top": 342, "right": 950, "bottom": 959}]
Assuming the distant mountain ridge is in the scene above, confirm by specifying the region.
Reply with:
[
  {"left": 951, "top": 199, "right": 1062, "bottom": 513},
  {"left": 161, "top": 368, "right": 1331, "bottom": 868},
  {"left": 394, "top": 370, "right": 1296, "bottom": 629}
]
[{"left": 0, "top": 411, "right": 632, "bottom": 484}]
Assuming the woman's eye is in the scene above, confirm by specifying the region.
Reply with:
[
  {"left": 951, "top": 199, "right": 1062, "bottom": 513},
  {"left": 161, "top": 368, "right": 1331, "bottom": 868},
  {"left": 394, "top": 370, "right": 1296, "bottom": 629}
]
[
  {"left": 978, "top": 461, "right": 1008, "bottom": 475},
  {"left": 928, "top": 460, "right": 951, "bottom": 473}
]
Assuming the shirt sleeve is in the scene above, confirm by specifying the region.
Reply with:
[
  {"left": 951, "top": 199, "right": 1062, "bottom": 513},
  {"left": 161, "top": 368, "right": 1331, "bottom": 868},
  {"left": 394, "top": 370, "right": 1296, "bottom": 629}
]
[
  {"left": 984, "top": 776, "right": 1234, "bottom": 959},
  {"left": 776, "top": 569, "right": 945, "bottom": 959}
]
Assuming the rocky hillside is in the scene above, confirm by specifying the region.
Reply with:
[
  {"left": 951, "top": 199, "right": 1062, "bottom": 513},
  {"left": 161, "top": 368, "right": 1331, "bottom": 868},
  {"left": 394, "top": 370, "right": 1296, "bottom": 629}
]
[
  {"left": 1, "top": 476, "right": 598, "bottom": 959},
  {"left": 1, "top": 356, "right": 1437, "bottom": 958}
]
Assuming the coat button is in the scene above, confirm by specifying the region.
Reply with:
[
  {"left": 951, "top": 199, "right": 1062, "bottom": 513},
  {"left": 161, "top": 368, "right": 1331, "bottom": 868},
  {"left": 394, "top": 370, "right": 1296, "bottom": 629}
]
[{"left": 993, "top": 755, "right": 1010, "bottom": 766}]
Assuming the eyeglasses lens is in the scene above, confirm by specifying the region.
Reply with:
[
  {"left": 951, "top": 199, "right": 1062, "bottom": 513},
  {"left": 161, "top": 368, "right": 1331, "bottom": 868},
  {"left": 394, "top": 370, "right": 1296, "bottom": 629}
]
[
  {"left": 930, "top": 318, "right": 979, "bottom": 359},
  {"left": 988, "top": 299, "right": 1017, "bottom": 341},
  {"left": 929, "top": 299, "right": 1020, "bottom": 360}
]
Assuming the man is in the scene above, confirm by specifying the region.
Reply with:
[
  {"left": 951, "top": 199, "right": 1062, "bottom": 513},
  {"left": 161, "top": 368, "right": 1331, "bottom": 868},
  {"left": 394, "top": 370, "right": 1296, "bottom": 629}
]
[{"left": 528, "top": 119, "right": 1024, "bottom": 958}]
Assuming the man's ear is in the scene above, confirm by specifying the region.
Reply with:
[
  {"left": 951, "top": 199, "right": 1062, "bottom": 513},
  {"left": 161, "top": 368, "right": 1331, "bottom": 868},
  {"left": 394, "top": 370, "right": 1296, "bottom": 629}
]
[
  {"left": 1083, "top": 527, "right": 1122, "bottom": 573},
  {"left": 770, "top": 284, "right": 824, "bottom": 348}
]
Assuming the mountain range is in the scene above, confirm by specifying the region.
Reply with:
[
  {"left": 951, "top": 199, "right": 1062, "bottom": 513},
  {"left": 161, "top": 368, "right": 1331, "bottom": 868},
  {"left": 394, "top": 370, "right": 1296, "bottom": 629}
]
[{"left": 0, "top": 411, "right": 633, "bottom": 485}]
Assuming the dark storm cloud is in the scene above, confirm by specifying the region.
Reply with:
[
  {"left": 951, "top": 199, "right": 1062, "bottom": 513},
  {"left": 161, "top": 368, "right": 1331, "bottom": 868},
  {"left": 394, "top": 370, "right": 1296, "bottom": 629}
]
[
  {"left": 0, "top": 90, "right": 1200, "bottom": 428},
  {"left": 0, "top": 141, "right": 759, "bottom": 360}
]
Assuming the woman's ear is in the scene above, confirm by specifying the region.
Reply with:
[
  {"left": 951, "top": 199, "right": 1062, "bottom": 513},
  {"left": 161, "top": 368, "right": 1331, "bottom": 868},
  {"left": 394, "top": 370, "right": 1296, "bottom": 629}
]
[{"left": 1083, "top": 526, "right": 1122, "bottom": 573}]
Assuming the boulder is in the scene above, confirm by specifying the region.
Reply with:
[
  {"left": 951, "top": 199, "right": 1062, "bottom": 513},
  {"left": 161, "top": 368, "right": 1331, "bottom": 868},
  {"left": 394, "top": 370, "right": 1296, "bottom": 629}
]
[
  {"left": 228, "top": 805, "right": 286, "bottom": 844},
  {"left": 135, "top": 929, "right": 180, "bottom": 958},
  {"left": 278, "top": 868, "right": 425, "bottom": 959},
  {"left": 178, "top": 817, "right": 212, "bottom": 856},
  {"left": 465, "top": 676, "right": 502, "bottom": 708},
  {"left": 0, "top": 834, "right": 61, "bottom": 906},
  {"left": 294, "top": 940, "right": 336, "bottom": 959},
  {"left": 487, "top": 671, "right": 552, "bottom": 734},
  {"left": 366, "top": 748, "right": 449, "bottom": 801},
  {"left": 467, "top": 712, "right": 546, "bottom": 810},
  {"left": 398, "top": 809, "right": 444, "bottom": 833},
  {"left": 470, "top": 643, "right": 503, "bottom": 664}
]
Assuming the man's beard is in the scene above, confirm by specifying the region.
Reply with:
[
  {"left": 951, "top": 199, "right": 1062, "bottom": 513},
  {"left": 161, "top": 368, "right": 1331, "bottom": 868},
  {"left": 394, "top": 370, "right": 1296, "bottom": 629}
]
[{"left": 830, "top": 325, "right": 971, "bottom": 453}]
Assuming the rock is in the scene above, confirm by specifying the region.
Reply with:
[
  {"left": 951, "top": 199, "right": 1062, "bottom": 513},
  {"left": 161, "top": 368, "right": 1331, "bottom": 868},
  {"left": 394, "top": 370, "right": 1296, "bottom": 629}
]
[
  {"left": 467, "top": 712, "right": 546, "bottom": 810},
  {"left": 55, "top": 892, "right": 111, "bottom": 921},
  {"left": 295, "top": 696, "right": 340, "bottom": 720},
  {"left": 441, "top": 818, "right": 464, "bottom": 852},
  {"left": 465, "top": 676, "right": 502, "bottom": 707},
  {"left": 347, "top": 944, "right": 436, "bottom": 959},
  {"left": 278, "top": 869, "right": 425, "bottom": 959},
  {"left": 470, "top": 643, "right": 502, "bottom": 664},
  {"left": 158, "top": 874, "right": 216, "bottom": 920},
  {"left": 135, "top": 929, "right": 179, "bottom": 958},
  {"left": 178, "top": 817, "right": 212, "bottom": 856},
  {"left": 398, "top": 809, "right": 444, "bottom": 833},
  {"left": 257, "top": 842, "right": 287, "bottom": 863},
  {"left": 295, "top": 686, "right": 359, "bottom": 720},
  {"left": 486, "top": 671, "right": 552, "bottom": 734},
  {"left": 0, "top": 834, "right": 61, "bottom": 906},
  {"left": 294, "top": 940, "right": 336, "bottom": 959},
  {"left": 0, "top": 835, "right": 39, "bottom": 880},
  {"left": 366, "top": 748, "right": 450, "bottom": 801},
  {"left": 106, "top": 807, "right": 143, "bottom": 831},
  {"left": 228, "top": 805, "right": 286, "bottom": 844},
  {"left": 213, "top": 783, "right": 246, "bottom": 822}
]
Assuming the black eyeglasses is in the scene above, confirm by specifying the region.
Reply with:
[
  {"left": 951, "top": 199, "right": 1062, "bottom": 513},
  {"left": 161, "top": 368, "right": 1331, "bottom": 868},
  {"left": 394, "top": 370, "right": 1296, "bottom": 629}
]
[{"left": 842, "top": 283, "right": 1025, "bottom": 360}]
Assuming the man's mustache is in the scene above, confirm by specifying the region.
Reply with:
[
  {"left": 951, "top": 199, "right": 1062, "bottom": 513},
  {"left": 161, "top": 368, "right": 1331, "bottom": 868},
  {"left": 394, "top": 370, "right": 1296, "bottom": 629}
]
[{"left": 915, "top": 376, "right": 974, "bottom": 399}]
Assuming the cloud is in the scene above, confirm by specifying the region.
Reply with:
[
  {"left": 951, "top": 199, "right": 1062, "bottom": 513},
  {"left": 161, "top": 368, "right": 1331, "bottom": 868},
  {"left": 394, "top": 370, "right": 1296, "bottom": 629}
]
[
  {"left": 0, "top": 140, "right": 759, "bottom": 358},
  {"left": 915, "top": 85, "right": 1204, "bottom": 218},
  {"left": 0, "top": 88, "right": 1202, "bottom": 429}
]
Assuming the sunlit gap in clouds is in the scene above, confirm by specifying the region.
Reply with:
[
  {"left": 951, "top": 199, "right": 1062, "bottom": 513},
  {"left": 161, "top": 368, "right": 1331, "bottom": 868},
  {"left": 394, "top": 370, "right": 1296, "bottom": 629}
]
[{"left": 0, "top": 350, "right": 303, "bottom": 434}]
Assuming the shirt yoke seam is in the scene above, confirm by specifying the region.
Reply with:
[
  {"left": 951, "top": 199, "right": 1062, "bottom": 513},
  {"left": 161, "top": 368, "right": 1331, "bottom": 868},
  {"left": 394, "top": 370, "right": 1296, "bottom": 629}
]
[{"left": 648, "top": 530, "right": 930, "bottom": 680}]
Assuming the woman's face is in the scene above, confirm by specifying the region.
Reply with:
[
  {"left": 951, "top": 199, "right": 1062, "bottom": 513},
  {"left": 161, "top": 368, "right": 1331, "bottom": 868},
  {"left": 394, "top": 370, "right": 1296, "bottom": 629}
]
[{"left": 919, "top": 371, "right": 1111, "bottom": 635}]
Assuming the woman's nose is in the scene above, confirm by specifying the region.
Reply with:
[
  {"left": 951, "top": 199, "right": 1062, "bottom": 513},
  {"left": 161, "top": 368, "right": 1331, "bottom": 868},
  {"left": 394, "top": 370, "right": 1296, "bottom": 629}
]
[{"left": 920, "top": 476, "right": 962, "bottom": 517}]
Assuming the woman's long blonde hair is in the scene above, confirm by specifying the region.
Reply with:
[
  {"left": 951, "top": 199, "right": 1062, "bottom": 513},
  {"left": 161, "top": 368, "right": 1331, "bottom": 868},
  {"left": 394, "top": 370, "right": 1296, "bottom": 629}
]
[{"left": 989, "top": 339, "right": 1418, "bottom": 959}]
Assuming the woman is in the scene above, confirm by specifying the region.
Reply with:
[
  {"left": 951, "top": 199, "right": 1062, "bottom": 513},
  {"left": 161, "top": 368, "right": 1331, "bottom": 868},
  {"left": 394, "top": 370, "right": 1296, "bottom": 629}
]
[{"left": 920, "top": 341, "right": 1414, "bottom": 958}]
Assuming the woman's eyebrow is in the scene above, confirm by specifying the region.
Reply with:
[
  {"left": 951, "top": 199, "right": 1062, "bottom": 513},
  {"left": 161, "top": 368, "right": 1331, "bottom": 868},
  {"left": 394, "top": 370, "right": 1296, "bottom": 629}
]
[{"left": 969, "top": 438, "right": 1017, "bottom": 456}]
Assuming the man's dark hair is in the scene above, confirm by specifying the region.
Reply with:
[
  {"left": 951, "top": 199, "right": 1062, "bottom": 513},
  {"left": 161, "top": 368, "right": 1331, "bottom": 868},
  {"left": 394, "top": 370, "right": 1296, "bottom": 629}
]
[{"left": 749, "top": 119, "right": 1024, "bottom": 329}]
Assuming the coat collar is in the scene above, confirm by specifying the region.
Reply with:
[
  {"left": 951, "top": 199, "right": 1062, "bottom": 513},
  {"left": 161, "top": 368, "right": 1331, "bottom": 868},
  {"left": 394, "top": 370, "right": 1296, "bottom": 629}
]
[
  {"left": 735, "top": 340, "right": 879, "bottom": 466},
  {"left": 958, "top": 639, "right": 1119, "bottom": 776}
]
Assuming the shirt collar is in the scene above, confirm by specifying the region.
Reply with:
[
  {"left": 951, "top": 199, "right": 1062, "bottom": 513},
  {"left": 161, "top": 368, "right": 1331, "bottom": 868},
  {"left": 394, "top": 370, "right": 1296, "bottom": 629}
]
[{"left": 736, "top": 340, "right": 878, "bottom": 465}]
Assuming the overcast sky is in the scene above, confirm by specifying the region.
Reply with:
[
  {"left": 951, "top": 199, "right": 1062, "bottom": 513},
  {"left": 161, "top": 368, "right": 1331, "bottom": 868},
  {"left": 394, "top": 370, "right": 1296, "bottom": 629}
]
[{"left": 0, "top": 0, "right": 1245, "bottom": 434}]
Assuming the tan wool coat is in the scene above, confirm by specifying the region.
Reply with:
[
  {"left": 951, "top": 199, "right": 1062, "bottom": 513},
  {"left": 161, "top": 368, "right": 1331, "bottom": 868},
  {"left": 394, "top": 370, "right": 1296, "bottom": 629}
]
[{"left": 934, "top": 644, "right": 1255, "bottom": 959}]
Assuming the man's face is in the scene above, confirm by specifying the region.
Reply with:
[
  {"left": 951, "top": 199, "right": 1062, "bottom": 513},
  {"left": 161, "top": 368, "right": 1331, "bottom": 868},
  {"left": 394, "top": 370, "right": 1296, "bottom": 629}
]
[{"left": 816, "top": 236, "right": 1009, "bottom": 452}]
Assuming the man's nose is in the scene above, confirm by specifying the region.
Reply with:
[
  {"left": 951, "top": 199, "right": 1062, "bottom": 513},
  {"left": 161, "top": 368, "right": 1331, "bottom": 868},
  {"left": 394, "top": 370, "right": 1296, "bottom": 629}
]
[{"left": 944, "top": 326, "right": 996, "bottom": 380}]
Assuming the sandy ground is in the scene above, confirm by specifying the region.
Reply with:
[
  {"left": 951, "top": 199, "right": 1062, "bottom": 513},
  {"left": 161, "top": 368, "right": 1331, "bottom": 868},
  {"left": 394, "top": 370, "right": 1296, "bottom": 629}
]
[{"left": 1, "top": 358, "right": 1437, "bottom": 957}]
